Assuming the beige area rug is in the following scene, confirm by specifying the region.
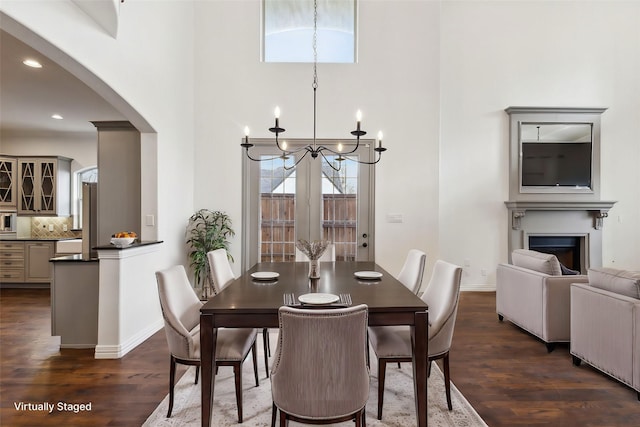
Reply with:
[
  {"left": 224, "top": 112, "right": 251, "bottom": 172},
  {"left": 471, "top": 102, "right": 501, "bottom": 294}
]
[{"left": 143, "top": 334, "right": 488, "bottom": 427}]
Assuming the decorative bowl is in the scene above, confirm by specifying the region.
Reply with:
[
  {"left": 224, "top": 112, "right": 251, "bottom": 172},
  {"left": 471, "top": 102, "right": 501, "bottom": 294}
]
[{"left": 110, "top": 237, "right": 136, "bottom": 247}]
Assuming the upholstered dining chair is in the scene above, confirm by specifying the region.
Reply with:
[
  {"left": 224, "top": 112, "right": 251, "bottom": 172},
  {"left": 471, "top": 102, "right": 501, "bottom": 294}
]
[
  {"left": 207, "top": 248, "right": 270, "bottom": 378},
  {"left": 270, "top": 304, "right": 370, "bottom": 427},
  {"left": 155, "top": 265, "right": 259, "bottom": 422},
  {"left": 397, "top": 249, "right": 427, "bottom": 294},
  {"left": 368, "top": 259, "right": 462, "bottom": 419}
]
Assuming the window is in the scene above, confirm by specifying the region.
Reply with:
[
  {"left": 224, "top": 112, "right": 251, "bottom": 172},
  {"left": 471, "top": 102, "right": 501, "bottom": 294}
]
[{"left": 263, "top": 0, "right": 357, "bottom": 63}]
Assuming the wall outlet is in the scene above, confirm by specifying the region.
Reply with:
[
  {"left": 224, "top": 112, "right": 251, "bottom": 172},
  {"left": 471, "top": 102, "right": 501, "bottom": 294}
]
[
  {"left": 63, "top": 224, "right": 68, "bottom": 231},
  {"left": 48, "top": 224, "right": 54, "bottom": 231}
]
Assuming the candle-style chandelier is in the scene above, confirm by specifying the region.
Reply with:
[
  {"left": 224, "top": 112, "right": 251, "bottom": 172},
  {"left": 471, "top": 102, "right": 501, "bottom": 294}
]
[{"left": 240, "top": 0, "right": 386, "bottom": 172}]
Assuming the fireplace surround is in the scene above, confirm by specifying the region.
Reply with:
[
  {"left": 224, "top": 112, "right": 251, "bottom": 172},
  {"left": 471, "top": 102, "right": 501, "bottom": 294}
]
[{"left": 504, "top": 107, "right": 616, "bottom": 271}]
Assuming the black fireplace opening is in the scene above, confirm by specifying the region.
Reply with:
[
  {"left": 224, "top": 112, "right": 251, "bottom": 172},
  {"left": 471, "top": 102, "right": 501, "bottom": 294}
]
[{"left": 528, "top": 236, "right": 582, "bottom": 272}]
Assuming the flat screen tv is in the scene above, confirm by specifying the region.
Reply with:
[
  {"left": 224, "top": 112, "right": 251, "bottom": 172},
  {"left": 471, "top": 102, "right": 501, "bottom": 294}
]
[{"left": 521, "top": 142, "right": 592, "bottom": 188}]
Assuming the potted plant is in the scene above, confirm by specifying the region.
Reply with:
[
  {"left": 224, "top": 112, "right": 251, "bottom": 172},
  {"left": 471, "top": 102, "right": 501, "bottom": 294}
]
[{"left": 186, "top": 209, "right": 235, "bottom": 299}]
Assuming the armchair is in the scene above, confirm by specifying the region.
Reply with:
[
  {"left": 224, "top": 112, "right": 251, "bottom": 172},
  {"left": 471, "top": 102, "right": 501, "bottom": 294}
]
[
  {"left": 571, "top": 268, "right": 640, "bottom": 400},
  {"left": 496, "top": 249, "right": 588, "bottom": 351}
]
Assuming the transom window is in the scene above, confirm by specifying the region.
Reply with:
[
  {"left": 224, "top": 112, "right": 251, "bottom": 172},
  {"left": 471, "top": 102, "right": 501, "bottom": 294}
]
[{"left": 262, "top": 0, "right": 357, "bottom": 63}]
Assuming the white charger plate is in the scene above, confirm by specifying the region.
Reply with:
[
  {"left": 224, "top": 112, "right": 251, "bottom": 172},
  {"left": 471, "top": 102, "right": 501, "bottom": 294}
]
[
  {"left": 250, "top": 271, "right": 279, "bottom": 280},
  {"left": 298, "top": 293, "right": 339, "bottom": 305},
  {"left": 354, "top": 271, "right": 383, "bottom": 280}
]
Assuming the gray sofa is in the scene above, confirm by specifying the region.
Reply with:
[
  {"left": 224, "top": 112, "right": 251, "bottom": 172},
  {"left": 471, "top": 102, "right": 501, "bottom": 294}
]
[
  {"left": 571, "top": 268, "right": 640, "bottom": 400},
  {"left": 496, "top": 249, "right": 588, "bottom": 352}
]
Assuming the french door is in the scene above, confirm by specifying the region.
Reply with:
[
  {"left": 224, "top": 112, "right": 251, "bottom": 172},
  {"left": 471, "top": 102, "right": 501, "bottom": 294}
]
[{"left": 242, "top": 139, "right": 375, "bottom": 270}]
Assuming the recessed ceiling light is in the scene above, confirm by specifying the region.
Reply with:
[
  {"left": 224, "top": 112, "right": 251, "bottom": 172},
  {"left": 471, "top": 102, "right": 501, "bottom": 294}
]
[
  {"left": 23, "top": 59, "right": 42, "bottom": 68},
  {"left": 51, "top": 114, "right": 64, "bottom": 120}
]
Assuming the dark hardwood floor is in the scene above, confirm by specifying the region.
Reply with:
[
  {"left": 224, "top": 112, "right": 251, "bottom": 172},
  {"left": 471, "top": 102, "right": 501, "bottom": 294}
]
[{"left": 0, "top": 289, "right": 638, "bottom": 426}]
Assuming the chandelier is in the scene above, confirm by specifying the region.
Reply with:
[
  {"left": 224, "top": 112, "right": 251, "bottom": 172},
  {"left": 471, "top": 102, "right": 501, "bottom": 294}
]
[{"left": 240, "top": 0, "right": 386, "bottom": 172}]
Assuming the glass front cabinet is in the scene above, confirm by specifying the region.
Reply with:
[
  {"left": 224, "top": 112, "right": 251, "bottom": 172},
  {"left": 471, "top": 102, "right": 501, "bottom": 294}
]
[
  {"left": 17, "top": 157, "right": 71, "bottom": 216},
  {"left": 0, "top": 156, "right": 17, "bottom": 209}
]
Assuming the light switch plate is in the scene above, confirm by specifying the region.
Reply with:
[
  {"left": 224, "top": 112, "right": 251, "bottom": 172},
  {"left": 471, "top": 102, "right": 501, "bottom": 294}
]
[{"left": 386, "top": 213, "right": 403, "bottom": 223}]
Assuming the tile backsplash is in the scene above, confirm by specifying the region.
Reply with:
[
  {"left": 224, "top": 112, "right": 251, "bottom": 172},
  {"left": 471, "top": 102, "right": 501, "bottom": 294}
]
[{"left": 28, "top": 217, "right": 82, "bottom": 239}]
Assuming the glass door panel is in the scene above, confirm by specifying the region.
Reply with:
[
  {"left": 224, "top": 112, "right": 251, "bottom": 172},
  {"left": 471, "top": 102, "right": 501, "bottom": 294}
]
[
  {"left": 259, "top": 155, "right": 297, "bottom": 262},
  {"left": 321, "top": 156, "right": 358, "bottom": 261}
]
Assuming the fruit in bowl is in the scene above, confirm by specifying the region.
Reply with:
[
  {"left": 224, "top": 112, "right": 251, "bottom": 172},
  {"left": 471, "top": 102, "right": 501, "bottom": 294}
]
[{"left": 111, "top": 231, "right": 137, "bottom": 247}]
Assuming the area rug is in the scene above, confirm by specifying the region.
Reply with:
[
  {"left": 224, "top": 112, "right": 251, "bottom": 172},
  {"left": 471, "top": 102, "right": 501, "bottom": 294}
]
[{"left": 143, "top": 335, "right": 488, "bottom": 427}]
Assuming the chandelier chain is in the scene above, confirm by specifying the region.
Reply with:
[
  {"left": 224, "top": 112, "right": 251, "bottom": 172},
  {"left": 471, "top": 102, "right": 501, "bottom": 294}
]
[{"left": 312, "top": 0, "right": 318, "bottom": 89}]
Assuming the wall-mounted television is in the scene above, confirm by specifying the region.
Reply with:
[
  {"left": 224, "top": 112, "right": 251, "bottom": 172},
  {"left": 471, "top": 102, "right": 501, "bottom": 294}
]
[{"left": 520, "top": 123, "right": 593, "bottom": 190}]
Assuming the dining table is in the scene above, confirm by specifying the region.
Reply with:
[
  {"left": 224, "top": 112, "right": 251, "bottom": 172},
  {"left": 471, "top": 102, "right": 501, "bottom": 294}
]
[{"left": 199, "top": 261, "right": 429, "bottom": 427}]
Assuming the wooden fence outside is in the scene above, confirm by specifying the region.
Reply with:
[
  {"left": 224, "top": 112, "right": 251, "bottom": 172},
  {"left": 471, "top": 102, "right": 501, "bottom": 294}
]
[{"left": 260, "top": 193, "right": 357, "bottom": 262}]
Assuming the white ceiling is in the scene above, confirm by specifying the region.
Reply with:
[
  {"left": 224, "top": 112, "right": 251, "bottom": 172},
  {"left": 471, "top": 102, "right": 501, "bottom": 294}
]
[{"left": 0, "top": 29, "right": 126, "bottom": 135}]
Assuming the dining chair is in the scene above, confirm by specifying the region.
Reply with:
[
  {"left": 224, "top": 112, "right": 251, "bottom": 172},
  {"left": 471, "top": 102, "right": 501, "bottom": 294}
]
[
  {"left": 207, "top": 248, "right": 271, "bottom": 378},
  {"left": 270, "top": 304, "right": 370, "bottom": 427},
  {"left": 368, "top": 259, "right": 462, "bottom": 419},
  {"left": 397, "top": 249, "right": 427, "bottom": 294},
  {"left": 295, "top": 243, "right": 336, "bottom": 262},
  {"left": 155, "top": 265, "right": 259, "bottom": 422}
]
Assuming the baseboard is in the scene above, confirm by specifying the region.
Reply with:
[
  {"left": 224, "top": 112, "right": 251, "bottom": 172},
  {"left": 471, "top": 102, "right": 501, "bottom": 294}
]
[{"left": 95, "top": 319, "right": 163, "bottom": 359}]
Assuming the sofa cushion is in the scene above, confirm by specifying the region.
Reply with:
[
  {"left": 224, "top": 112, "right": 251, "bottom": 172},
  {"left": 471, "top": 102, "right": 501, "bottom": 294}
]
[
  {"left": 511, "top": 249, "right": 562, "bottom": 276},
  {"left": 588, "top": 268, "right": 640, "bottom": 300}
]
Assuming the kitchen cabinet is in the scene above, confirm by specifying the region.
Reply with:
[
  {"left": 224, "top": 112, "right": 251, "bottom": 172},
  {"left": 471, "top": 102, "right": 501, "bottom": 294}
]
[
  {"left": 0, "top": 157, "right": 18, "bottom": 209},
  {"left": 0, "top": 240, "right": 55, "bottom": 284},
  {"left": 25, "top": 241, "right": 55, "bottom": 282},
  {"left": 0, "top": 241, "right": 25, "bottom": 282},
  {"left": 17, "top": 157, "right": 71, "bottom": 216}
]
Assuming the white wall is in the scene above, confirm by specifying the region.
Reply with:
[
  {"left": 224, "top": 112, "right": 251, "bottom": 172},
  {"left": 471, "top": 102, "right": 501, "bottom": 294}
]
[
  {"left": 439, "top": 0, "right": 640, "bottom": 285},
  {"left": 193, "top": 0, "right": 441, "bottom": 282},
  {"left": 1, "top": 130, "right": 97, "bottom": 175}
]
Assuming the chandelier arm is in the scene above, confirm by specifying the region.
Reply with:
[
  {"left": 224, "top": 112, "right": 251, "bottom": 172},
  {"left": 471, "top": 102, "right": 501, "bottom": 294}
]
[
  {"left": 349, "top": 151, "right": 384, "bottom": 165},
  {"left": 315, "top": 137, "right": 362, "bottom": 156},
  {"left": 318, "top": 150, "right": 342, "bottom": 172},
  {"left": 243, "top": 148, "right": 293, "bottom": 163},
  {"left": 275, "top": 142, "right": 309, "bottom": 156},
  {"left": 283, "top": 150, "right": 310, "bottom": 171}
]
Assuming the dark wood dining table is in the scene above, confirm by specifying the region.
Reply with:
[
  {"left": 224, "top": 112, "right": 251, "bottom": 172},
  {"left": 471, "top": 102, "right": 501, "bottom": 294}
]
[{"left": 200, "top": 261, "right": 429, "bottom": 426}]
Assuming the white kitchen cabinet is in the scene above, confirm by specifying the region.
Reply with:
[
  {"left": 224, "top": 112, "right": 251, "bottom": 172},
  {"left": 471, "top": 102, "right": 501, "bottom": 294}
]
[{"left": 18, "top": 157, "right": 71, "bottom": 216}]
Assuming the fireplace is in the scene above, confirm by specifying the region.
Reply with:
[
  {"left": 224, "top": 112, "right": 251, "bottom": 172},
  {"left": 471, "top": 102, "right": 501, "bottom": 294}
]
[
  {"left": 529, "top": 235, "right": 582, "bottom": 272},
  {"left": 504, "top": 201, "right": 616, "bottom": 272}
]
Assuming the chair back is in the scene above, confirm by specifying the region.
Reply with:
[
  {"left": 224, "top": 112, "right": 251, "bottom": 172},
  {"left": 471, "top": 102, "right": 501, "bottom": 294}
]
[
  {"left": 155, "top": 265, "right": 202, "bottom": 360},
  {"left": 295, "top": 243, "right": 336, "bottom": 262},
  {"left": 207, "top": 248, "right": 235, "bottom": 294},
  {"left": 421, "top": 260, "right": 463, "bottom": 357},
  {"left": 271, "top": 304, "right": 369, "bottom": 420},
  {"left": 397, "top": 249, "right": 426, "bottom": 294}
]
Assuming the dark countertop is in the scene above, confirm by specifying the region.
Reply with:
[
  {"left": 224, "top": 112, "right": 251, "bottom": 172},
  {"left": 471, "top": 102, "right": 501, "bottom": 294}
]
[
  {"left": 94, "top": 240, "right": 163, "bottom": 250},
  {"left": 50, "top": 254, "right": 99, "bottom": 262}
]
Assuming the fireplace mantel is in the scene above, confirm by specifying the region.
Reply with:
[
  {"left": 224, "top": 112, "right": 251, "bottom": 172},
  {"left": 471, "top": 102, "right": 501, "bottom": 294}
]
[{"left": 505, "top": 200, "right": 616, "bottom": 230}]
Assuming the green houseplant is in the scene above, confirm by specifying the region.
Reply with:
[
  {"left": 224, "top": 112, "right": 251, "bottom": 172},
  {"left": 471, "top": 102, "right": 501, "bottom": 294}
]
[{"left": 186, "top": 209, "right": 235, "bottom": 299}]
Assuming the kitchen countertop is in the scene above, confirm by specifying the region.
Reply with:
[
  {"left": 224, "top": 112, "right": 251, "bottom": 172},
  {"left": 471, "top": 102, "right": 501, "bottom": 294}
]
[
  {"left": 94, "top": 240, "right": 163, "bottom": 250},
  {"left": 50, "top": 254, "right": 99, "bottom": 262}
]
